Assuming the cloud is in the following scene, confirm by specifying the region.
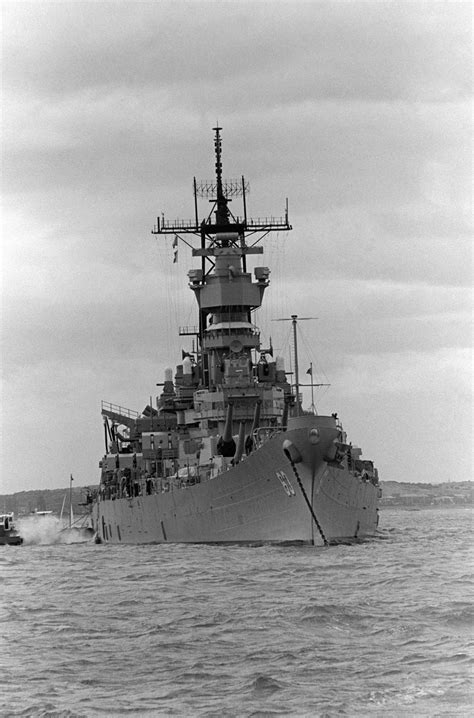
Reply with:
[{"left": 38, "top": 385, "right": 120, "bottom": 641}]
[
  {"left": 334, "top": 347, "right": 471, "bottom": 399},
  {"left": 322, "top": 346, "right": 472, "bottom": 485},
  {"left": 1, "top": 1, "right": 471, "bottom": 492},
  {"left": 3, "top": 1, "right": 469, "bottom": 103},
  {"left": 293, "top": 206, "right": 472, "bottom": 287}
]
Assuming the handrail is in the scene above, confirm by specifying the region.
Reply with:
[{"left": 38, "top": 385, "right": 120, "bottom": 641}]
[
  {"left": 253, "top": 425, "right": 281, "bottom": 448},
  {"left": 101, "top": 401, "right": 139, "bottom": 419}
]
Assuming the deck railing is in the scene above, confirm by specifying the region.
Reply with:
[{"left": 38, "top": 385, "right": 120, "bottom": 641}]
[{"left": 101, "top": 401, "right": 139, "bottom": 419}]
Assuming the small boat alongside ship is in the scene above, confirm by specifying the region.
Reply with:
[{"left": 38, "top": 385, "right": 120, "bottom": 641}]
[
  {"left": 0, "top": 512, "right": 23, "bottom": 546},
  {"left": 59, "top": 475, "right": 94, "bottom": 541},
  {"left": 91, "top": 127, "right": 381, "bottom": 545}
]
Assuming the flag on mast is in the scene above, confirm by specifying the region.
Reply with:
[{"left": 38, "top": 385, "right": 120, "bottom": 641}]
[{"left": 306, "top": 366, "right": 312, "bottom": 375}]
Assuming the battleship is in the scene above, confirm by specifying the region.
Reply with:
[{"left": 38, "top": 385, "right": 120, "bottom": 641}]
[{"left": 91, "top": 128, "right": 381, "bottom": 545}]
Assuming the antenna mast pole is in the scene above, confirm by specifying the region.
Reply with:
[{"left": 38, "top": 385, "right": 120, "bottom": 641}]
[
  {"left": 273, "top": 315, "right": 317, "bottom": 416},
  {"left": 213, "top": 125, "right": 229, "bottom": 226},
  {"left": 291, "top": 315, "right": 300, "bottom": 416},
  {"left": 309, "top": 362, "right": 315, "bottom": 413}
]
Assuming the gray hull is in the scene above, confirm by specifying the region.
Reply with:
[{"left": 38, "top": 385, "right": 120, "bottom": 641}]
[{"left": 93, "top": 421, "right": 379, "bottom": 546}]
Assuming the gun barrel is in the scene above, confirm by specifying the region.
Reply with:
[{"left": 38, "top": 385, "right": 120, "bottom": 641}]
[
  {"left": 233, "top": 422, "right": 246, "bottom": 464},
  {"left": 217, "top": 402, "right": 236, "bottom": 457}
]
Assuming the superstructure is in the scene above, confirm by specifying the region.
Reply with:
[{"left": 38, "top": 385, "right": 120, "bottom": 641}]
[{"left": 92, "top": 128, "right": 381, "bottom": 545}]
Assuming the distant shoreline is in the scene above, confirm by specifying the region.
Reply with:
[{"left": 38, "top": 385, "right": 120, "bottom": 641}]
[
  {"left": 1, "top": 480, "right": 471, "bottom": 516},
  {"left": 380, "top": 503, "right": 472, "bottom": 510},
  {"left": 380, "top": 479, "right": 472, "bottom": 508}
]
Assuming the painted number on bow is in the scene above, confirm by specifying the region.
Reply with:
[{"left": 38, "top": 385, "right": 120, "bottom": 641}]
[{"left": 276, "top": 470, "right": 296, "bottom": 497}]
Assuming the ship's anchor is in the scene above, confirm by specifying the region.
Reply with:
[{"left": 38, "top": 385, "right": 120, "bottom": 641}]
[{"left": 283, "top": 440, "right": 329, "bottom": 547}]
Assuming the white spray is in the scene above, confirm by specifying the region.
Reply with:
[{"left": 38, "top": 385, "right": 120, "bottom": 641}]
[{"left": 17, "top": 514, "right": 91, "bottom": 545}]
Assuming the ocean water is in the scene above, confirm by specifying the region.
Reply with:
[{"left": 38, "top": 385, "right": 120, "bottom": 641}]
[{"left": 1, "top": 507, "right": 472, "bottom": 717}]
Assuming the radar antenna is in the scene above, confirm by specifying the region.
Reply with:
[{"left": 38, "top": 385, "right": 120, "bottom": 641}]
[
  {"left": 152, "top": 127, "right": 292, "bottom": 281},
  {"left": 213, "top": 126, "right": 229, "bottom": 226}
]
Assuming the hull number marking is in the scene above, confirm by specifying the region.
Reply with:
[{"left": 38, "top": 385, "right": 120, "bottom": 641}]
[{"left": 276, "top": 470, "right": 296, "bottom": 497}]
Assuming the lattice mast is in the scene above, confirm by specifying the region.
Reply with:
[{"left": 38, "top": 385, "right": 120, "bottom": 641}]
[
  {"left": 152, "top": 126, "right": 291, "bottom": 264},
  {"left": 152, "top": 128, "right": 292, "bottom": 389}
]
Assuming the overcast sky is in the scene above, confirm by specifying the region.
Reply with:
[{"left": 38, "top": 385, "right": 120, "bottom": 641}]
[{"left": 1, "top": 0, "right": 471, "bottom": 494}]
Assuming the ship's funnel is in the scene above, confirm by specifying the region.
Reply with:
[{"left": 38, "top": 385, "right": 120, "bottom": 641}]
[{"left": 161, "top": 367, "right": 175, "bottom": 397}]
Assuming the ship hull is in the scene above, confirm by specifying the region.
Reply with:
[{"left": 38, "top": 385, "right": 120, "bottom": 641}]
[
  {"left": 92, "top": 422, "right": 379, "bottom": 546},
  {"left": 0, "top": 535, "right": 23, "bottom": 546}
]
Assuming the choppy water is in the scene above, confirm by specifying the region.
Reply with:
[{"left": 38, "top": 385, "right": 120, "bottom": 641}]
[{"left": 1, "top": 507, "right": 472, "bottom": 717}]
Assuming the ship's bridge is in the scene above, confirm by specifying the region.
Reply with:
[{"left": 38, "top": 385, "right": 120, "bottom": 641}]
[
  {"left": 188, "top": 245, "right": 269, "bottom": 313},
  {"left": 202, "top": 320, "right": 260, "bottom": 351},
  {"left": 190, "top": 271, "right": 266, "bottom": 312}
]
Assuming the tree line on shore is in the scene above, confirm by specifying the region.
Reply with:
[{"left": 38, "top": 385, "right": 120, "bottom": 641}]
[{"left": 1, "top": 480, "right": 471, "bottom": 516}]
